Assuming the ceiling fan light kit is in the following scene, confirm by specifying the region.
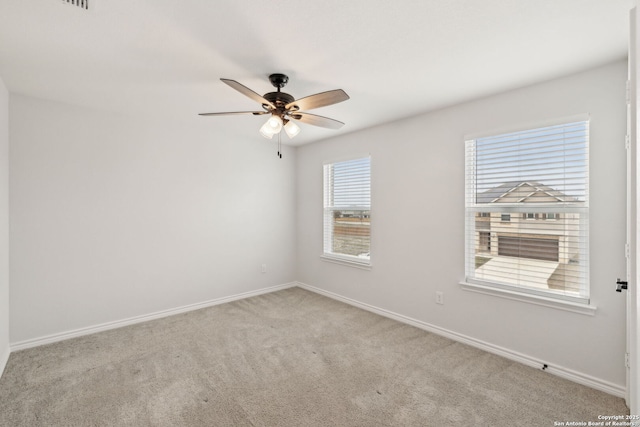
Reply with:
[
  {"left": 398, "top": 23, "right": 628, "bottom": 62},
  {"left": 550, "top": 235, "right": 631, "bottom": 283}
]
[{"left": 199, "top": 73, "right": 349, "bottom": 144}]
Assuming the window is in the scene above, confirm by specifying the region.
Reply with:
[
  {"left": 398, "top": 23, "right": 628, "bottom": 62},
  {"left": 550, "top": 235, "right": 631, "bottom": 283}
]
[
  {"left": 323, "top": 156, "right": 371, "bottom": 266},
  {"left": 465, "top": 119, "right": 589, "bottom": 303},
  {"left": 478, "top": 231, "right": 491, "bottom": 253}
]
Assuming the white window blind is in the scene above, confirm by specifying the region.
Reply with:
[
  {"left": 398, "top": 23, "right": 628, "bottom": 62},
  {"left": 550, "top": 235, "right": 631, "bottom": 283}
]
[
  {"left": 465, "top": 119, "right": 589, "bottom": 303},
  {"left": 323, "top": 156, "right": 371, "bottom": 265}
]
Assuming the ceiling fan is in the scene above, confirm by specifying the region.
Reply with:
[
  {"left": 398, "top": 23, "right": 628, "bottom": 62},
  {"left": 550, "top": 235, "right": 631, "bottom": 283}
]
[{"left": 199, "top": 73, "right": 350, "bottom": 141}]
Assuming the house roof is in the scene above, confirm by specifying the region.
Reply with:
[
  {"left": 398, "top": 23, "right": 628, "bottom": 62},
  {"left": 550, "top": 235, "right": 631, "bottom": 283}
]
[
  {"left": 0, "top": 1, "right": 630, "bottom": 146},
  {"left": 477, "top": 181, "right": 577, "bottom": 204}
]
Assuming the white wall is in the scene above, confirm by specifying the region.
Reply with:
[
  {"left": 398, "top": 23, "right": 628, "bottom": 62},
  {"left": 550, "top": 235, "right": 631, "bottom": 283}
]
[
  {"left": 296, "top": 60, "right": 628, "bottom": 389},
  {"left": 9, "top": 95, "right": 296, "bottom": 343},
  {"left": 0, "top": 76, "right": 9, "bottom": 374}
]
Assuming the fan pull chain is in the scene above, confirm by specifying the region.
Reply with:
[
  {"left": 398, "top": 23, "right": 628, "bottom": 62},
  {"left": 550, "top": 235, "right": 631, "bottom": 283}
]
[{"left": 277, "top": 131, "right": 282, "bottom": 159}]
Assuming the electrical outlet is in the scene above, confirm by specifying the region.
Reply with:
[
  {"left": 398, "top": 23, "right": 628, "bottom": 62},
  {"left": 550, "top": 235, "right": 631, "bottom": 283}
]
[
  {"left": 261, "top": 264, "right": 267, "bottom": 273},
  {"left": 435, "top": 291, "right": 444, "bottom": 305}
]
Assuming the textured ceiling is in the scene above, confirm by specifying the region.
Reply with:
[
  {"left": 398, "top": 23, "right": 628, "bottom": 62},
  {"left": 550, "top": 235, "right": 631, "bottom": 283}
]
[{"left": 0, "top": 0, "right": 631, "bottom": 145}]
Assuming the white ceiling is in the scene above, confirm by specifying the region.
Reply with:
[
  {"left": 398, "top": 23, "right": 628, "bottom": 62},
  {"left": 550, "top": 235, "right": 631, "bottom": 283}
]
[{"left": 0, "top": 0, "right": 631, "bottom": 146}]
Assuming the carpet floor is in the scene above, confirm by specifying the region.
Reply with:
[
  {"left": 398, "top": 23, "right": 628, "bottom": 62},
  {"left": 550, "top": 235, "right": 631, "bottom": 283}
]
[{"left": 0, "top": 287, "right": 629, "bottom": 426}]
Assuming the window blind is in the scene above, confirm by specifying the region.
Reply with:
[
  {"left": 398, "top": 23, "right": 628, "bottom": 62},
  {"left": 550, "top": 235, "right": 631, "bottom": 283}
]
[
  {"left": 323, "top": 156, "right": 371, "bottom": 264},
  {"left": 465, "top": 120, "right": 589, "bottom": 303}
]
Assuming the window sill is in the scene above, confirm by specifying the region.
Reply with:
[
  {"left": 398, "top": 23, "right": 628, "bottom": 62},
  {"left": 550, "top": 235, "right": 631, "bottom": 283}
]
[
  {"left": 321, "top": 254, "right": 372, "bottom": 270},
  {"left": 459, "top": 281, "right": 597, "bottom": 316}
]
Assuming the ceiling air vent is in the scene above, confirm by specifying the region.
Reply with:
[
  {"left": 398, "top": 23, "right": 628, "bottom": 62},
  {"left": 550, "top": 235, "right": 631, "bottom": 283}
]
[{"left": 62, "top": 0, "right": 89, "bottom": 10}]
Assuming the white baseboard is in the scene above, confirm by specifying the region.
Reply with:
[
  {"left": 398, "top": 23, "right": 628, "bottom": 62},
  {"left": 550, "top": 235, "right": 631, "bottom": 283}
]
[
  {"left": 10, "top": 282, "right": 297, "bottom": 352},
  {"left": 295, "top": 281, "right": 626, "bottom": 399},
  {"left": 0, "top": 345, "right": 9, "bottom": 379},
  {"left": 7, "top": 280, "right": 626, "bottom": 399}
]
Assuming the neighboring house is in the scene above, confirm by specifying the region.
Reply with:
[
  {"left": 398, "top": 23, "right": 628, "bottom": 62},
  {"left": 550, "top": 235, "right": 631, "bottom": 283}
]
[{"left": 474, "top": 181, "right": 582, "bottom": 293}]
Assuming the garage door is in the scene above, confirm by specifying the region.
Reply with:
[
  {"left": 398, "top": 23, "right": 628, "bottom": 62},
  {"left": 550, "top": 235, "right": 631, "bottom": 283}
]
[{"left": 498, "top": 236, "right": 559, "bottom": 262}]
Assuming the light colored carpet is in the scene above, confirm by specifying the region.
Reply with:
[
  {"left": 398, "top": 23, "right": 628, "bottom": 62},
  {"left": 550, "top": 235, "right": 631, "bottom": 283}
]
[{"left": 0, "top": 287, "right": 629, "bottom": 426}]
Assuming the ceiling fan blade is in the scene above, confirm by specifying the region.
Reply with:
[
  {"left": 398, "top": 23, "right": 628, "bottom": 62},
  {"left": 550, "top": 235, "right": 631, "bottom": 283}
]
[
  {"left": 199, "top": 111, "right": 268, "bottom": 116},
  {"left": 285, "top": 89, "right": 349, "bottom": 111},
  {"left": 290, "top": 112, "right": 345, "bottom": 129},
  {"left": 221, "top": 78, "right": 275, "bottom": 109}
]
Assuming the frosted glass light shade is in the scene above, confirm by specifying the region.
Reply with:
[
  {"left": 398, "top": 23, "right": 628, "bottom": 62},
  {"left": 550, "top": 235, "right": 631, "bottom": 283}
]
[
  {"left": 266, "top": 116, "right": 282, "bottom": 133},
  {"left": 284, "top": 120, "right": 301, "bottom": 138},
  {"left": 259, "top": 115, "right": 284, "bottom": 139},
  {"left": 259, "top": 122, "right": 275, "bottom": 139}
]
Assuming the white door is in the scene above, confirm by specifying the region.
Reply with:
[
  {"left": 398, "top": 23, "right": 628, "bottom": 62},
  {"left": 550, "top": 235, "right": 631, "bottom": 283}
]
[{"left": 627, "top": 7, "right": 639, "bottom": 414}]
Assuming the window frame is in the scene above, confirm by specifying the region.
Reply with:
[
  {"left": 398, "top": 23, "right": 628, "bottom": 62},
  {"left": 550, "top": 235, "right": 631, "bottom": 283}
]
[
  {"left": 462, "top": 116, "right": 591, "bottom": 310},
  {"left": 322, "top": 155, "right": 372, "bottom": 269}
]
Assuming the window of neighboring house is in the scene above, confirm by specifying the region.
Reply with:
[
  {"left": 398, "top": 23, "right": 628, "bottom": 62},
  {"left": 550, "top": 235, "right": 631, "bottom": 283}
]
[
  {"left": 323, "top": 156, "right": 371, "bottom": 267},
  {"left": 478, "top": 231, "right": 491, "bottom": 253},
  {"left": 464, "top": 118, "right": 589, "bottom": 304}
]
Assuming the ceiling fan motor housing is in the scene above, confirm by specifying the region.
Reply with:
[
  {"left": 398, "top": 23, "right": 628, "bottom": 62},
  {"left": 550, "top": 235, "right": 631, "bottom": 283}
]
[
  {"left": 264, "top": 74, "right": 296, "bottom": 115},
  {"left": 263, "top": 91, "right": 294, "bottom": 108}
]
